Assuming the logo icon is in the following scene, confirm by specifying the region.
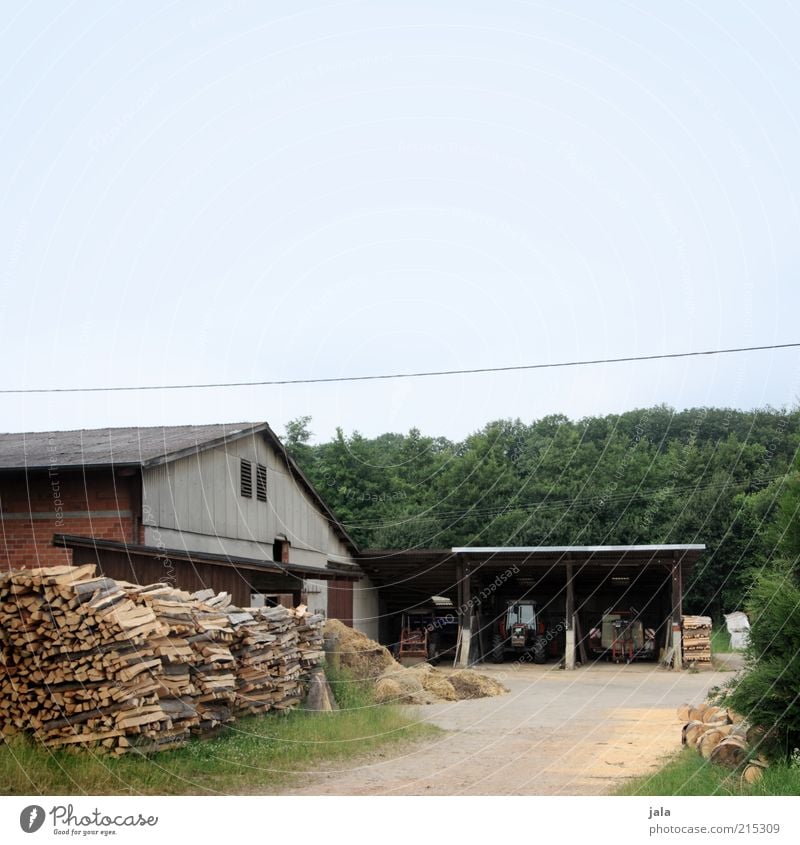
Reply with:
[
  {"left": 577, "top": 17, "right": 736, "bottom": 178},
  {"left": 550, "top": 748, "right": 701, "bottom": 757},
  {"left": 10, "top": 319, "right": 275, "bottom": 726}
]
[{"left": 19, "top": 805, "right": 45, "bottom": 833}]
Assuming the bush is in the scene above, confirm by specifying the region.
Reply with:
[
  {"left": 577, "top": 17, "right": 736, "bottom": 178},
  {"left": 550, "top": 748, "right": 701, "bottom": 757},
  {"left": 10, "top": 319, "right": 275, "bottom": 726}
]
[{"left": 722, "top": 566, "right": 800, "bottom": 760}]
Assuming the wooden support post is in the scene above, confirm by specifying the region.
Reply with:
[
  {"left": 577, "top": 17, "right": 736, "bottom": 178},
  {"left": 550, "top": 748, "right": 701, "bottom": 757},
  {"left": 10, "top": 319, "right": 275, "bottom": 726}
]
[
  {"left": 671, "top": 558, "right": 683, "bottom": 670},
  {"left": 459, "top": 566, "right": 472, "bottom": 667},
  {"left": 575, "top": 613, "right": 588, "bottom": 665},
  {"left": 565, "top": 560, "right": 576, "bottom": 670}
]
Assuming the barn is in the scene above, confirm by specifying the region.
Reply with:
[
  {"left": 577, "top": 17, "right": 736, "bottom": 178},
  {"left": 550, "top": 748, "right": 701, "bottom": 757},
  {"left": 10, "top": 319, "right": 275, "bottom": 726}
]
[{"left": 0, "top": 423, "right": 379, "bottom": 639}]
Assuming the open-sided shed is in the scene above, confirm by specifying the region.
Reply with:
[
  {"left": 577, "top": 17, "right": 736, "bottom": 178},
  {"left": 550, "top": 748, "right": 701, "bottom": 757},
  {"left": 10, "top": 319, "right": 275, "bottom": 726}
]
[{"left": 358, "top": 544, "right": 705, "bottom": 669}]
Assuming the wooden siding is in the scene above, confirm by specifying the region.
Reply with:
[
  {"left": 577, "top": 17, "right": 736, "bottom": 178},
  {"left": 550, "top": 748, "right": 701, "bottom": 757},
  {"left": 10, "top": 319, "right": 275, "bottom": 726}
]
[
  {"left": 70, "top": 546, "right": 254, "bottom": 607},
  {"left": 141, "top": 433, "right": 352, "bottom": 567}
]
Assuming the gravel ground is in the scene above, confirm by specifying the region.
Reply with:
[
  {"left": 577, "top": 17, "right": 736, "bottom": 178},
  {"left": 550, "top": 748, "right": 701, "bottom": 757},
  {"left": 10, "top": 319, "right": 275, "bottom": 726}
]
[{"left": 280, "top": 661, "right": 739, "bottom": 795}]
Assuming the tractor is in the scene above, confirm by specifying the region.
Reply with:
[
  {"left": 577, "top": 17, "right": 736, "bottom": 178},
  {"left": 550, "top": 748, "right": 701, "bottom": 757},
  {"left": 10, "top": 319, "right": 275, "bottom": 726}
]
[{"left": 490, "top": 599, "right": 549, "bottom": 664}]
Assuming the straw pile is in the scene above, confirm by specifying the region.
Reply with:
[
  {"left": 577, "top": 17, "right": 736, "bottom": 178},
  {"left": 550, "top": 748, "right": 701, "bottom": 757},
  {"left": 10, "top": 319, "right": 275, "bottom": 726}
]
[{"left": 324, "top": 620, "right": 508, "bottom": 704}]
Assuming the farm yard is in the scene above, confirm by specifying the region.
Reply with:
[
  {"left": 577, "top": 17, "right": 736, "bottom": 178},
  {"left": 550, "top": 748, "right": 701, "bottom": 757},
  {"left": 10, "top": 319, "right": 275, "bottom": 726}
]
[
  {"left": 0, "top": 562, "right": 744, "bottom": 797},
  {"left": 279, "top": 661, "right": 734, "bottom": 796},
  {"left": 1, "top": 421, "right": 798, "bottom": 799},
  {"left": 0, "top": 641, "right": 749, "bottom": 797}
]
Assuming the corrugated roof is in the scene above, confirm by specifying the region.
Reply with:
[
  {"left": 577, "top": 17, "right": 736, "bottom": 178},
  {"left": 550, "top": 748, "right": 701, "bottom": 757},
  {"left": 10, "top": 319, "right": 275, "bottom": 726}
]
[
  {"left": 452, "top": 544, "right": 706, "bottom": 554},
  {"left": 0, "top": 422, "right": 264, "bottom": 470}
]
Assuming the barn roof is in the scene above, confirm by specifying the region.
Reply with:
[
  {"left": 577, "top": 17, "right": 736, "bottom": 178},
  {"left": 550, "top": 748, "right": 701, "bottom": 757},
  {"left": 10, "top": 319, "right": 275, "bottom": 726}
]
[
  {"left": 0, "top": 422, "right": 358, "bottom": 553},
  {"left": 0, "top": 422, "right": 264, "bottom": 469}
]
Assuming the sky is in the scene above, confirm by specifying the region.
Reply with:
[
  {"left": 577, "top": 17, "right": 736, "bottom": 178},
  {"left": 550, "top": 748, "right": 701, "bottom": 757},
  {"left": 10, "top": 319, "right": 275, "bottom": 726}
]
[{"left": 1, "top": 1, "right": 799, "bottom": 443}]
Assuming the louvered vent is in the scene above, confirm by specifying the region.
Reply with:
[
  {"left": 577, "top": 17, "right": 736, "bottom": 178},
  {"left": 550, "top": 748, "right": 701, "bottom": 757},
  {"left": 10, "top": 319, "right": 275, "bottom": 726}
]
[
  {"left": 256, "top": 463, "right": 267, "bottom": 502},
  {"left": 240, "top": 458, "right": 253, "bottom": 498}
]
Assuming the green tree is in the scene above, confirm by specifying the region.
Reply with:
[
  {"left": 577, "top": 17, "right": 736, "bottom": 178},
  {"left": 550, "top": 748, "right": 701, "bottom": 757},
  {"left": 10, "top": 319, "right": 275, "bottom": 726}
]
[{"left": 724, "top": 454, "right": 800, "bottom": 760}]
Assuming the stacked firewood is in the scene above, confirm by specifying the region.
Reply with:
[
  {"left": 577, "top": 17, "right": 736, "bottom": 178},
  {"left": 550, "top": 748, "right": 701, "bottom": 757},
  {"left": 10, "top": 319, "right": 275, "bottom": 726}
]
[
  {"left": 678, "top": 702, "right": 769, "bottom": 783},
  {"left": 261, "top": 605, "right": 303, "bottom": 710},
  {"left": 681, "top": 615, "right": 713, "bottom": 667},
  {"left": 0, "top": 565, "right": 173, "bottom": 754},
  {"left": 0, "top": 565, "right": 325, "bottom": 754},
  {"left": 294, "top": 606, "right": 325, "bottom": 670}
]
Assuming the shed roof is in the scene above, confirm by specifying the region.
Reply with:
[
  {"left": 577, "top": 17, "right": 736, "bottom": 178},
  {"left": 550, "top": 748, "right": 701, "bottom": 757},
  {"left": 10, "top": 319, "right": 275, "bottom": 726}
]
[
  {"left": 358, "top": 544, "right": 705, "bottom": 609},
  {"left": 53, "top": 534, "right": 360, "bottom": 580},
  {"left": 453, "top": 544, "right": 706, "bottom": 555}
]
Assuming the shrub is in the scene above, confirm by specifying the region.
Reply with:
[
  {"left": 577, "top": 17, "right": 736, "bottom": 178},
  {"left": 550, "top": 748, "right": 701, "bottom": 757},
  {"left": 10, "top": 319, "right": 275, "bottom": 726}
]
[{"left": 723, "top": 566, "right": 800, "bottom": 760}]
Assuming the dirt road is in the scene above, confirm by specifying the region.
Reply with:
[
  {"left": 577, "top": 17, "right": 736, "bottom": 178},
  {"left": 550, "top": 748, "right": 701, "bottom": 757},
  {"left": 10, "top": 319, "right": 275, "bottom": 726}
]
[{"left": 282, "top": 662, "right": 736, "bottom": 795}]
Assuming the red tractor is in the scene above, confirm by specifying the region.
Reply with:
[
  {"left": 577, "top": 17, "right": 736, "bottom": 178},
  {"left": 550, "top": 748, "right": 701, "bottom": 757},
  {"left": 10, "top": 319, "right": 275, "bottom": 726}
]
[{"left": 490, "top": 599, "right": 549, "bottom": 664}]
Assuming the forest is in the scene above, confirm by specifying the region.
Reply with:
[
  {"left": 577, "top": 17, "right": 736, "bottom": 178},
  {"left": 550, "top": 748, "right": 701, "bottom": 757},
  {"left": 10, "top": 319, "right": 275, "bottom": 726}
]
[{"left": 284, "top": 405, "right": 800, "bottom": 618}]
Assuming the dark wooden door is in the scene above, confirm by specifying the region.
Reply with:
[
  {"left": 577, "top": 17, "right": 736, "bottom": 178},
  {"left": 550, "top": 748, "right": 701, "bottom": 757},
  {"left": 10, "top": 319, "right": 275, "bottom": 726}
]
[{"left": 328, "top": 577, "right": 354, "bottom": 626}]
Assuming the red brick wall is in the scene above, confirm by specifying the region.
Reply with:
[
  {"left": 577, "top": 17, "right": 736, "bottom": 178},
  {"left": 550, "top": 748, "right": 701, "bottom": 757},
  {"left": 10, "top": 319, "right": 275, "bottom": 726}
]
[{"left": 0, "top": 469, "right": 142, "bottom": 569}]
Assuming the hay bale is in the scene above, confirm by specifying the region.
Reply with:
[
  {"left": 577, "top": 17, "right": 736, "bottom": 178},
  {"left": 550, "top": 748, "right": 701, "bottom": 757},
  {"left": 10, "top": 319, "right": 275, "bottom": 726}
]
[
  {"left": 374, "top": 677, "right": 405, "bottom": 704},
  {"left": 449, "top": 670, "right": 508, "bottom": 700},
  {"left": 407, "top": 664, "right": 458, "bottom": 701},
  {"left": 324, "top": 619, "right": 395, "bottom": 680},
  {"left": 376, "top": 663, "right": 430, "bottom": 703}
]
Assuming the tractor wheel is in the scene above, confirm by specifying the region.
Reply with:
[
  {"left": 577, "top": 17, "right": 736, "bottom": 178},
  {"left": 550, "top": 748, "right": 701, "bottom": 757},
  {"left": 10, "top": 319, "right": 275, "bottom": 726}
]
[
  {"left": 490, "top": 633, "right": 505, "bottom": 663},
  {"left": 533, "top": 635, "right": 548, "bottom": 664}
]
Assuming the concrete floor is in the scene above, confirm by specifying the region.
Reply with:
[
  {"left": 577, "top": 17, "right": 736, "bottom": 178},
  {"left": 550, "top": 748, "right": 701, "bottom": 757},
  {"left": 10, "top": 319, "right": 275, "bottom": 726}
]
[{"left": 282, "top": 661, "right": 739, "bottom": 795}]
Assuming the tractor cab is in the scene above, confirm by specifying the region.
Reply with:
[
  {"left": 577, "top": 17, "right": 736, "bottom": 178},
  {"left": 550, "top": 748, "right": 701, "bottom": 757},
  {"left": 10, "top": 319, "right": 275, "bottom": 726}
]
[
  {"left": 505, "top": 600, "right": 538, "bottom": 647},
  {"left": 491, "top": 598, "right": 549, "bottom": 663}
]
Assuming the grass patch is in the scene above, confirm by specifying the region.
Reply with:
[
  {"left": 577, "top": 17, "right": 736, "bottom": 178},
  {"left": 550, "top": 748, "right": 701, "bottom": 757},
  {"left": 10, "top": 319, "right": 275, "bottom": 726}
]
[
  {"left": 711, "top": 626, "right": 732, "bottom": 654},
  {"left": 617, "top": 749, "right": 800, "bottom": 796},
  {"left": 0, "top": 665, "right": 437, "bottom": 795}
]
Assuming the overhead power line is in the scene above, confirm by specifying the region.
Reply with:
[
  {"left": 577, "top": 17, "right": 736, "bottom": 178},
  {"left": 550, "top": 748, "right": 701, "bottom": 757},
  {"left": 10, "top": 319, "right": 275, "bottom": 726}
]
[{"left": 1, "top": 341, "right": 799, "bottom": 395}]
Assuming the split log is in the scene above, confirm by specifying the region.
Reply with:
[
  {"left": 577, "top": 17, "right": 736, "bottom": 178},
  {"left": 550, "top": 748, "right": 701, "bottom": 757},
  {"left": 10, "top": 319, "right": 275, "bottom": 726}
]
[
  {"left": 697, "top": 728, "right": 726, "bottom": 758},
  {"left": 683, "top": 720, "right": 708, "bottom": 746},
  {"left": 709, "top": 736, "right": 749, "bottom": 768},
  {"left": 702, "top": 706, "right": 730, "bottom": 725},
  {"left": 742, "top": 764, "right": 764, "bottom": 785}
]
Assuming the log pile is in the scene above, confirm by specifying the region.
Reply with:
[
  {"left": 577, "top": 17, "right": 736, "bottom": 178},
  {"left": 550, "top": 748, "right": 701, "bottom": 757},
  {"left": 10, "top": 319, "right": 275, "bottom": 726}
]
[
  {"left": 221, "top": 602, "right": 300, "bottom": 716},
  {"left": 0, "top": 565, "right": 325, "bottom": 754},
  {"left": 0, "top": 566, "right": 173, "bottom": 754},
  {"left": 681, "top": 615, "right": 713, "bottom": 668},
  {"left": 678, "top": 701, "right": 769, "bottom": 783},
  {"left": 294, "top": 606, "right": 325, "bottom": 669}
]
